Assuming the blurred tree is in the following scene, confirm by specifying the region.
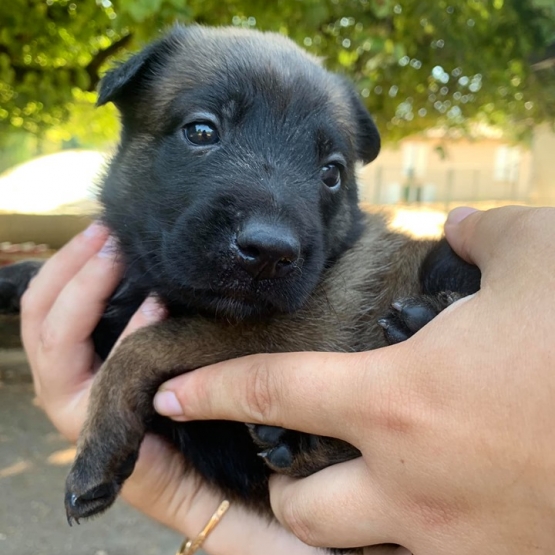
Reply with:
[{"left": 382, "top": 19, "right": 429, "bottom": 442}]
[{"left": 0, "top": 0, "right": 554, "bottom": 153}]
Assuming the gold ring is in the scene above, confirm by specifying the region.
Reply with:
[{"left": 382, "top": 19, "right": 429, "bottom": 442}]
[{"left": 175, "top": 500, "right": 230, "bottom": 555}]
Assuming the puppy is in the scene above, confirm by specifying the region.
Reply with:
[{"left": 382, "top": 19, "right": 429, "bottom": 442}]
[{"left": 0, "top": 25, "right": 480, "bottom": 553}]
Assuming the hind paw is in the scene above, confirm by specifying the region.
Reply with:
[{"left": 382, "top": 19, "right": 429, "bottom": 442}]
[
  {"left": 0, "top": 260, "right": 42, "bottom": 314},
  {"left": 65, "top": 441, "right": 139, "bottom": 524}
]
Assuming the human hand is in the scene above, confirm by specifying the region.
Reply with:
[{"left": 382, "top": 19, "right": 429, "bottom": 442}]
[
  {"left": 20, "top": 223, "right": 320, "bottom": 555},
  {"left": 154, "top": 206, "right": 555, "bottom": 554}
]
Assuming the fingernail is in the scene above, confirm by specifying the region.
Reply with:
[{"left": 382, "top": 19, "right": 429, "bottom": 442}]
[
  {"left": 446, "top": 206, "right": 478, "bottom": 225},
  {"left": 141, "top": 296, "right": 167, "bottom": 321},
  {"left": 83, "top": 221, "right": 106, "bottom": 239},
  {"left": 98, "top": 236, "right": 117, "bottom": 258},
  {"left": 154, "top": 390, "right": 183, "bottom": 416}
]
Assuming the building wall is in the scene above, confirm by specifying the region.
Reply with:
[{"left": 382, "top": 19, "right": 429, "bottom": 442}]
[
  {"left": 529, "top": 124, "right": 555, "bottom": 206},
  {"left": 359, "top": 137, "right": 532, "bottom": 206}
]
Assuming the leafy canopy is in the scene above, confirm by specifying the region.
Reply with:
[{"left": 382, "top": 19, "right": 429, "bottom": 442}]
[{"left": 0, "top": 0, "right": 554, "bottom": 149}]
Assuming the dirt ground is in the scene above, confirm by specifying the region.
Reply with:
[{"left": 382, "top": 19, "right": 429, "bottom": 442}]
[{"left": 0, "top": 339, "right": 197, "bottom": 555}]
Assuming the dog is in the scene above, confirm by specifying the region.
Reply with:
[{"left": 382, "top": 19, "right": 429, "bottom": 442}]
[{"left": 0, "top": 25, "right": 481, "bottom": 553}]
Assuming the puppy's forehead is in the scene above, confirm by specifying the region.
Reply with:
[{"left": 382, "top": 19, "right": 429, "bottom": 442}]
[{"left": 154, "top": 26, "right": 351, "bottom": 124}]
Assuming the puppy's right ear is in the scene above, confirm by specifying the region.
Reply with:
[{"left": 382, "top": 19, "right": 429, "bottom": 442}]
[
  {"left": 348, "top": 90, "right": 381, "bottom": 165},
  {"left": 96, "top": 35, "right": 176, "bottom": 107}
]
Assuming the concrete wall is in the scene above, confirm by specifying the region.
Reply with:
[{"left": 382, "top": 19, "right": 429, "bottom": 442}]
[{"left": 0, "top": 214, "right": 91, "bottom": 249}]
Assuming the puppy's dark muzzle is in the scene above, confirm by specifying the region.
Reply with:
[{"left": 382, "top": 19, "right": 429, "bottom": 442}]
[{"left": 235, "top": 222, "right": 300, "bottom": 280}]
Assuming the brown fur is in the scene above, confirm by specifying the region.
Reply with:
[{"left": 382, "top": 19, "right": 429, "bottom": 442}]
[
  {"left": 67, "top": 212, "right": 437, "bottom": 554},
  {"left": 2, "top": 26, "right": 480, "bottom": 553}
]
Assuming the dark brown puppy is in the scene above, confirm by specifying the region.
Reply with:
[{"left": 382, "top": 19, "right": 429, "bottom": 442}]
[{"left": 0, "top": 26, "right": 480, "bottom": 553}]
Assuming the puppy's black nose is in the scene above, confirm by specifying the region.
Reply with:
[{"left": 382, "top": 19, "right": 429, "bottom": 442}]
[{"left": 236, "top": 223, "right": 300, "bottom": 279}]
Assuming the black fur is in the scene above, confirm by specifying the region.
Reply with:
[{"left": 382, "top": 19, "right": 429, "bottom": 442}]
[
  {"left": 98, "top": 26, "right": 376, "bottom": 324},
  {"left": 0, "top": 26, "right": 481, "bottom": 552}
]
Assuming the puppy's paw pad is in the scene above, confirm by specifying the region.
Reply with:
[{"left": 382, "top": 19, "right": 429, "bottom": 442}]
[
  {"left": 259, "top": 444, "right": 294, "bottom": 470},
  {"left": 247, "top": 424, "right": 305, "bottom": 473},
  {"left": 247, "top": 424, "right": 287, "bottom": 448},
  {"left": 391, "top": 298, "right": 438, "bottom": 333},
  {"left": 378, "top": 315, "right": 411, "bottom": 344},
  {"left": 379, "top": 293, "right": 459, "bottom": 345}
]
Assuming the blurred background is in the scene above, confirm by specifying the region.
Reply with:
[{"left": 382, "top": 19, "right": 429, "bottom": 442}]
[{"left": 1, "top": 0, "right": 555, "bottom": 553}]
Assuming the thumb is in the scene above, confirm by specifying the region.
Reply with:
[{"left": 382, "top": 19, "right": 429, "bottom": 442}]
[{"left": 444, "top": 205, "right": 532, "bottom": 270}]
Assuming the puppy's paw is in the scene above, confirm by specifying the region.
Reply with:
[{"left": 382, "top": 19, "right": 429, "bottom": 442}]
[
  {"left": 378, "top": 291, "right": 462, "bottom": 345},
  {"left": 65, "top": 440, "right": 139, "bottom": 524},
  {"left": 247, "top": 424, "right": 359, "bottom": 478},
  {"left": 247, "top": 424, "right": 297, "bottom": 472},
  {"left": 0, "top": 260, "right": 42, "bottom": 313}
]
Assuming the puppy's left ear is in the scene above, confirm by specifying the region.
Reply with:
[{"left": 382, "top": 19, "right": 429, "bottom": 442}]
[
  {"left": 96, "top": 32, "right": 178, "bottom": 108},
  {"left": 348, "top": 90, "right": 381, "bottom": 164}
]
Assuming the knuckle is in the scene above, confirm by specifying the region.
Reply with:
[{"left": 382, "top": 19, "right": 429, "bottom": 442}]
[
  {"left": 179, "top": 372, "right": 207, "bottom": 420},
  {"left": 244, "top": 356, "right": 278, "bottom": 422},
  {"left": 357, "top": 351, "right": 415, "bottom": 436},
  {"left": 280, "top": 496, "right": 319, "bottom": 546},
  {"left": 37, "top": 320, "right": 63, "bottom": 354},
  {"left": 20, "top": 285, "right": 38, "bottom": 317}
]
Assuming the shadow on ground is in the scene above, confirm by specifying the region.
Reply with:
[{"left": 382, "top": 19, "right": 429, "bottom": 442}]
[{"left": 0, "top": 327, "right": 193, "bottom": 555}]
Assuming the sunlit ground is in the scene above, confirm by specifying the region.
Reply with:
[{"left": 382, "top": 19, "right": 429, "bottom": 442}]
[
  {"left": 389, "top": 207, "right": 447, "bottom": 238},
  {"left": 0, "top": 150, "right": 105, "bottom": 214},
  {"left": 369, "top": 200, "right": 530, "bottom": 239}
]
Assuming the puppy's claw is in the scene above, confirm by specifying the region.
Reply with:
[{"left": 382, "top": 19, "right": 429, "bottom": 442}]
[
  {"left": 64, "top": 480, "right": 120, "bottom": 523},
  {"left": 66, "top": 514, "right": 80, "bottom": 527}
]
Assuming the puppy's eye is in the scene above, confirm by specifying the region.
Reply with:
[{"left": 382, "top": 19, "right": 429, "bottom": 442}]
[
  {"left": 184, "top": 122, "right": 219, "bottom": 146},
  {"left": 320, "top": 164, "right": 341, "bottom": 190}
]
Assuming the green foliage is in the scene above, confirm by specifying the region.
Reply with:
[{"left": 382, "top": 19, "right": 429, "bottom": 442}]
[{"left": 0, "top": 0, "right": 554, "bottom": 154}]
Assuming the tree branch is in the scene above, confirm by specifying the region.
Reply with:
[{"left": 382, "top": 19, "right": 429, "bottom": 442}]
[
  {"left": 85, "top": 33, "right": 133, "bottom": 90},
  {"left": 0, "top": 34, "right": 133, "bottom": 91}
]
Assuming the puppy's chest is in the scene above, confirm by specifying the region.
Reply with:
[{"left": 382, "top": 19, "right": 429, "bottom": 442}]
[{"left": 285, "top": 233, "right": 429, "bottom": 352}]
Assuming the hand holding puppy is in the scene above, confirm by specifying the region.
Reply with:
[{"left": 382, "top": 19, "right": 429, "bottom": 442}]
[
  {"left": 20, "top": 223, "right": 321, "bottom": 555},
  {"left": 154, "top": 206, "right": 555, "bottom": 554},
  {"left": 20, "top": 206, "right": 555, "bottom": 554}
]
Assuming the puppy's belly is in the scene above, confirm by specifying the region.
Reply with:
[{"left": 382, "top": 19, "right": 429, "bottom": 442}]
[{"left": 151, "top": 417, "right": 272, "bottom": 510}]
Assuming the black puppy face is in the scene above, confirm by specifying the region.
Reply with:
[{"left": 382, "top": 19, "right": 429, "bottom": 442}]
[{"left": 99, "top": 26, "right": 380, "bottom": 319}]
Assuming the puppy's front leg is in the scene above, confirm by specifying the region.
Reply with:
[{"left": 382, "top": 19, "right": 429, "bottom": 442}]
[{"left": 65, "top": 318, "right": 255, "bottom": 523}]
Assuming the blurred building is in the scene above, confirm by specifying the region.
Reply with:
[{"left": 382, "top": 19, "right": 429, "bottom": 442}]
[
  {"left": 530, "top": 124, "right": 555, "bottom": 205},
  {"left": 359, "top": 132, "right": 534, "bottom": 207}
]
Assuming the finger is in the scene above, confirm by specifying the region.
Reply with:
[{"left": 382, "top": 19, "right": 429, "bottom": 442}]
[
  {"left": 364, "top": 547, "right": 411, "bottom": 555},
  {"left": 46, "top": 297, "right": 166, "bottom": 434},
  {"left": 444, "top": 206, "right": 541, "bottom": 269},
  {"left": 28, "top": 237, "right": 123, "bottom": 396},
  {"left": 21, "top": 222, "right": 109, "bottom": 321},
  {"left": 269, "top": 458, "right": 398, "bottom": 548},
  {"left": 21, "top": 223, "right": 111, "bottom": 362},
  {"left": 123, "top": 435, "right": 319, "bottom": 555},
  {"left": 112, "top": 296, "right": 167, "bottom": 351},
  {"left": 154, "top": 349, "right": 399, "bottom": 444}
]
